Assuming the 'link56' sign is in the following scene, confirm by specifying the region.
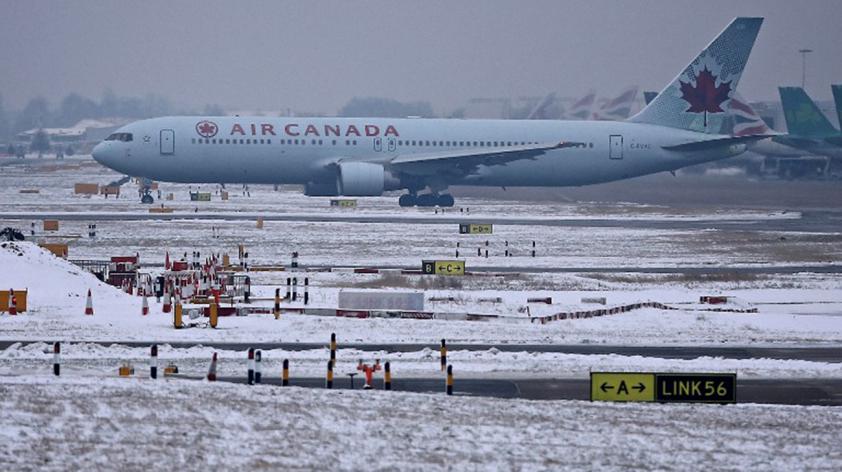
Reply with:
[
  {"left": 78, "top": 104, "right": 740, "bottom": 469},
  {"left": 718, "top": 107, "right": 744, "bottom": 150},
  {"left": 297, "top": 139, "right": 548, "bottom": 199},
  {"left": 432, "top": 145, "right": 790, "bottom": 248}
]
[{"left": 591, "top": 372, "right": 736, "bottom": 404}]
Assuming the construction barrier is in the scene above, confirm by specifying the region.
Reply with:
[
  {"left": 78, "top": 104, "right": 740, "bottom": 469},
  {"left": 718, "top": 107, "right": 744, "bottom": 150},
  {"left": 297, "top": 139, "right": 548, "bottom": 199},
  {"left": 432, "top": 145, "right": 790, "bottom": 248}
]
[
  {"left": 74, "top": 183, "right": 99, "bottom": 195},
  {"left": 43, "top": 220, "right": 59, "bottom": 231}
]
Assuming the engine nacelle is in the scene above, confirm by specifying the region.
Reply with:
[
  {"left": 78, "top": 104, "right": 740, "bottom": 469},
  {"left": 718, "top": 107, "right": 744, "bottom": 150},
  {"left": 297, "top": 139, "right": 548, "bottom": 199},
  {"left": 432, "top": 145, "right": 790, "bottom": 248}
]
[{"left": 336, "top": 162, "right": 387, "bottom": 196}]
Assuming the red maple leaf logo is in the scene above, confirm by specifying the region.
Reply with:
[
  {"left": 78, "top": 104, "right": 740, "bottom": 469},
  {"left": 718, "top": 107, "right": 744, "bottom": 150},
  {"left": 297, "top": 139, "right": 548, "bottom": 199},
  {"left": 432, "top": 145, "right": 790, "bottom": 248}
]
[
  {"left": 196, "top": 121, "right": 218, "bottom": 138},
  {"left": 679, "top": 66, "right": 732, "bottom": 114}
]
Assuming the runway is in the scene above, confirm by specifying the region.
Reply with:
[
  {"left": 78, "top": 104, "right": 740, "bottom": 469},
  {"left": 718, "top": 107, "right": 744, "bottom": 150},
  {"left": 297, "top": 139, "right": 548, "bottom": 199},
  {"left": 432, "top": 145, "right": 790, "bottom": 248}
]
[
  {"left": 4, "top": 341, "right": 842, "bottom": 362},
  {"left": 183, "top": 375, "right": 842, "bottom": 406},
  {"left": 2, "top": 209, "right": 841, "bottom": 232}
]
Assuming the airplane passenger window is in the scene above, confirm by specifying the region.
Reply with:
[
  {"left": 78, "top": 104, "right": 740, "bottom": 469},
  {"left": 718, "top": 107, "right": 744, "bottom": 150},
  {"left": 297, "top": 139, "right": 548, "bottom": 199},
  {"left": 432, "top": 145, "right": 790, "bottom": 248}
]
[{"left": 332, "top": 140, "right": 337, "bottom": 145}]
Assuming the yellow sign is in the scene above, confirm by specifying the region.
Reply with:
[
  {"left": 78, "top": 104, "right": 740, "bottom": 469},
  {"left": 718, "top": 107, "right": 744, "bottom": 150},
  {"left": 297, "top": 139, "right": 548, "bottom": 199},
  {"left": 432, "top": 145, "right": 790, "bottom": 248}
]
[
  {"left": 330, "top": 199, "right": 358, "bottom": 208},
  {"left": 459, "top": 223, "right": 493, "bottom": 234},
  {"left": 590, "top": 372, "right": 655, "bottom": 402},
  {"left": 422, "top": 260, "right": 465, "bottom": 276}
]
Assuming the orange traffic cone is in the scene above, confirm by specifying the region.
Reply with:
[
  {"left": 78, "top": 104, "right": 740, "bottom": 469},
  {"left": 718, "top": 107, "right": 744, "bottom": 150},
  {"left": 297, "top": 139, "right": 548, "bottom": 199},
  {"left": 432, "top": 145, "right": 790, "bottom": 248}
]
[
  {"left": 162, "top": 285, "right": 171, "bottom": 313},
  {"left": 85, "top": 289, "right": 94, "bottom": 315},
  {"left": 8, "top": 289, "right": 17, "bottom": 316},
  {"left": 165, "top": 251, "right": 171, "bottom": 270},
  {"left": 141, "top": 293, "right": 149, "bottom": 316},
  {"left": 207, "top": 352, "right": 218, "bottom": 381}
]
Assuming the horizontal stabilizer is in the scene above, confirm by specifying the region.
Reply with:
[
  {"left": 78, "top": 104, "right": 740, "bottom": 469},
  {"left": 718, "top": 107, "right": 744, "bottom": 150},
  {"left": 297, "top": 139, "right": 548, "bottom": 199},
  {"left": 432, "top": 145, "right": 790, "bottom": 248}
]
[{"left": 662, "top": 134, "right": 772, "bottom": 152}]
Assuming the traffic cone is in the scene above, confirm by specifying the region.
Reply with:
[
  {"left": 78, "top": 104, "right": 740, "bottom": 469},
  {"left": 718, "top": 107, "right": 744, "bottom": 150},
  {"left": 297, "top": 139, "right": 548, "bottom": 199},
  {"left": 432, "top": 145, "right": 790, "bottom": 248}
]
[
  {"left": 85, "top": 289, "right": 94, "bottom": 315},
  {"left": 162, "top": 285, "right": 171, "bottom": 313},
  {"left": 165, "top": 251, "right": 171, "bottom": 270},
  {"left": 207, "top": 352, "right": 217, "bottom": 381},
  {"left": 141, "top": 293, "right": 149, "bottom": 316},
  {"left": 8, "top": 289, "right": 17, "bottom": 316}
]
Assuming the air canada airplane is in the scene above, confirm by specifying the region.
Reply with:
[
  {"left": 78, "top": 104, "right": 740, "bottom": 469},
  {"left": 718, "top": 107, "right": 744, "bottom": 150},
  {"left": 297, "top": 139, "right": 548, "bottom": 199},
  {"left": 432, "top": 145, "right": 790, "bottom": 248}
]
[{"left": 93, "top": 17, "right": 766, "bottom": 207}]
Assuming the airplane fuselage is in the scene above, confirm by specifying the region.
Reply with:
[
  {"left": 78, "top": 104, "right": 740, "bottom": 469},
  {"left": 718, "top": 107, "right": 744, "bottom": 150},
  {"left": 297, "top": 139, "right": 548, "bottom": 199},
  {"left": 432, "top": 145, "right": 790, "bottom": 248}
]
[{"left": 93, "top": 116, "right": 744, "bottom": 191}]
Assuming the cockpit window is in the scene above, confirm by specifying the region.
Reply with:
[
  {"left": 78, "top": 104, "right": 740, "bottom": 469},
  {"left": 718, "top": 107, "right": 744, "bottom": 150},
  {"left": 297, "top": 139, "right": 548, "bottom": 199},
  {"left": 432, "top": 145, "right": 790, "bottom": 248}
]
[{"left": 105, "top": 133, "right": 133, "bottom": 142}]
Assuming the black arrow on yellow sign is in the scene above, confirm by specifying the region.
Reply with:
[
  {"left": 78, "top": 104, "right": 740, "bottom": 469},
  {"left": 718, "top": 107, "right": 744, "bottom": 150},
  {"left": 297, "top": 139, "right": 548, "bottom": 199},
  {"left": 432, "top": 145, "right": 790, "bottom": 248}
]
[{"left": 600, "top": 381, "right": 646, "bottom": 394}]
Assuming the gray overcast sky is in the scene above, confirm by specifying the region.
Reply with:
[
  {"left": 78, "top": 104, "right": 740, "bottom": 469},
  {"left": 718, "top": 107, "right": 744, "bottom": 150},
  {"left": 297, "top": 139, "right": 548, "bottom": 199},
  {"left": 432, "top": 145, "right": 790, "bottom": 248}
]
[{"left": 2, "top": 0, "right": 841, "bottom": 114}]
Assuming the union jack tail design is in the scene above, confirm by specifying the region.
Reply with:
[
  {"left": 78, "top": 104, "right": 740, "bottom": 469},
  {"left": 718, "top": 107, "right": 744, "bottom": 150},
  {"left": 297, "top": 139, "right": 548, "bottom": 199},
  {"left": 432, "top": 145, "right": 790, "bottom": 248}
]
[
  {"left": 565, "top": 91, "right": 596, "bottom": 120},
  {"left": 727, "top": 93, "right": 770, "bottom": 137},
  {"left": 592, "top": 86, "right": 639, "bottom": 121}
]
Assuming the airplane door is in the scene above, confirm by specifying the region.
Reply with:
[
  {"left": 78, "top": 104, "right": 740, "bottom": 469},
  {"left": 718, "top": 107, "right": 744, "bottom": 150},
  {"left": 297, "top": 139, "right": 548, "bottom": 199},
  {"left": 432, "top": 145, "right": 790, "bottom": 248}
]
[
  {"left": 609, "top": 135, "right": 623, "bottom": 159},
  {"left": 373, "top": 137, "right": 382, "bottom": 152},
  {"left": 160, "top": 129, "right": 175, "bottom": 155},
  {"left": 387, "top": 137, "right": 396, "bottom": 152}
]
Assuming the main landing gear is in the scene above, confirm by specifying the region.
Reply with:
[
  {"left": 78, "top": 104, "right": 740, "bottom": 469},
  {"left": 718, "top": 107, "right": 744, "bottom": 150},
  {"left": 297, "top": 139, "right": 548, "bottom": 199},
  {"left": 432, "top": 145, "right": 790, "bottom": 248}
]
[{"left": 399, "top": 193, "right": 455, "bottom": 208}]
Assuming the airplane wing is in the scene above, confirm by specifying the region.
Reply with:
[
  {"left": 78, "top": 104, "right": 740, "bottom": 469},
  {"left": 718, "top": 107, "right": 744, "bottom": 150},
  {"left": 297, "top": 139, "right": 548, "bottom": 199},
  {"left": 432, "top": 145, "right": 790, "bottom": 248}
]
[{"left": 388, "top": 141, "right": 586, "bottom": 177}]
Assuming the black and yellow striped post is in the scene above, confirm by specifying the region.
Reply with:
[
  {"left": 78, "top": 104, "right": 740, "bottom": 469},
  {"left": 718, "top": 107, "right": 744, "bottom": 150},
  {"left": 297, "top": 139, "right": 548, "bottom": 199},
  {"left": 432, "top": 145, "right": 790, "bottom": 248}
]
[
  {"left": 440, "top": 339, "right": 447, "bottom": 372},
  {"left": 173, "top": 302, "right": 182, "bottom": 329},
  {"left": 273, "top": 288, "right": 281, "bottom": 320},
  {"left": 446, "top": 365, "right": 453, "bottom": 395},
  {"left": 282, "top": 359, "right": 289, "bottom": 386},
  {"left": 150, "top": 344, "right": 158, "bottom": 379},
  {"left": 326, "top": 360, "right": 334, "bottom": 389},
  {"left": 209, "top": 302, "right": 218, "bottom": 329},
  {"left": 247, "top": 348, "right": 255, "bottom": 385},
  {"left": 330, "top": 332, "right": 337, "bottom": 367},
  {"left": 384, "top": 361, "right": 391, "bottom": 391},
  {"left": 53, "top": 342, "right": 60, "bottom": 376}
]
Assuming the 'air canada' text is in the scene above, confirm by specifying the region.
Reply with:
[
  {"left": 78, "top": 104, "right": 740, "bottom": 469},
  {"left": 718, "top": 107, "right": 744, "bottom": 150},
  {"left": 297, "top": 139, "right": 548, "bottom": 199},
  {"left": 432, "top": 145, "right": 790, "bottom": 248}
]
[{"left": 230, "top": 123, "right": 400, "bottom": 137}]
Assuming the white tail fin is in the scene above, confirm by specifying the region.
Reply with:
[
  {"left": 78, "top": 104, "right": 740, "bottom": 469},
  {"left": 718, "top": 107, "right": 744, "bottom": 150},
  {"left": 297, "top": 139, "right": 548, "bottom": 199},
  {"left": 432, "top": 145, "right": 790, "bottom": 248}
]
[{"left": 629, "top": 17, "right": 763, "bottom": 133}]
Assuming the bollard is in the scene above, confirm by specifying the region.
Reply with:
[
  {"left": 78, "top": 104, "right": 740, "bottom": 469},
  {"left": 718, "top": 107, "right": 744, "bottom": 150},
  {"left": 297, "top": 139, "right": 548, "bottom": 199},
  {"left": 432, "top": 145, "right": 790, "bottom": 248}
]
[
  {"left": 384, "top": 361, "right": 391, "bottom": 390},
  {"left": 326, "top": 360, "right": 334, "bottom": 389},
  {"left": 484, "top": 249, "right": 488, "bottom": 258},
  {"left": 477, "top": 247, "right": 481, "bottom": 257},
  {"left": 84, "top": 289, "right": 94, "bottom": 316},
  {"left": 207, "top": 352, "right": 218, "bottom": 381},
  {"left": 446, "top": 365, "right": 453, "bottom": 395},
  {"left": 304, "top": 278, "right": 309, "bottom": 305},
  {"left": 150, "top": 344, "right": 158, "bottom": 379},
  {"left": 254, "top": 350, "right": 262, "bottom": 384},
  {"left": 440, "top": 339, "right": 447, "bottom": 372},
  {"left": 244, "top": 276, "right": 251, "bottom": 304},
  {"left": 532, "top": 240, "right": 536, "bottom": 258},
  {"left": 173, "top": 302, "right": 182, "bottom": 329},
  {"left": 330, "top": 333, "right": 337, "bottom": 366},
  {"left": 53, "top": 342, "right": 60, "bottom": 376},
  {"left": 282, "top": 359, "right": 289, "bottom": 386},
  {"left": 273, "top": 288, "right": 281, "bottom": 320},
  {"left": 292, "top": 278, "right": 298, "bottom": 302},
  {"left": 291, "top": 251, "right": 299, "bottom": 269},
  {"left": 209, "top": 302, "right": 218, "bottom": 328},
  {"left": 286, "top": 277, "right": 291, "bottom": 300},
  {"left": 247, "top": 348, "right": 255, "bottom": 385}
]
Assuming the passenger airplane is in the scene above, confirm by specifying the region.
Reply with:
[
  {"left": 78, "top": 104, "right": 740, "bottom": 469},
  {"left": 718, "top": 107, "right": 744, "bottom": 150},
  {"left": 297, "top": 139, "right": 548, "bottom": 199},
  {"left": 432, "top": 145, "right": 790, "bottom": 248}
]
[
  {"left": 777, "top": 86, "right": 842, "bottom": 158},
  {"left": 93, "top": 17, "right": 766, "bottom": 207}
]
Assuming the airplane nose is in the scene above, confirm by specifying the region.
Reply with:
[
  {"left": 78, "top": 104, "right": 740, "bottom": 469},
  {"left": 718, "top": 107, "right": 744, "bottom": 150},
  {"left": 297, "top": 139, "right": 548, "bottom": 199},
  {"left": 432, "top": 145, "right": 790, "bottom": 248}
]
[{"left": 92, "top": 142, "right": 112, "bottom": 165}]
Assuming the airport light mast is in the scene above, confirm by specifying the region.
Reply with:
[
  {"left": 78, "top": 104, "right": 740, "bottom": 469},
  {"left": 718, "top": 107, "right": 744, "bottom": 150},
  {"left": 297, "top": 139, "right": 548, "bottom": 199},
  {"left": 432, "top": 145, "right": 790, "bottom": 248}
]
[{"left": 798, "top": 48, "right": 813, "bottom": 89}]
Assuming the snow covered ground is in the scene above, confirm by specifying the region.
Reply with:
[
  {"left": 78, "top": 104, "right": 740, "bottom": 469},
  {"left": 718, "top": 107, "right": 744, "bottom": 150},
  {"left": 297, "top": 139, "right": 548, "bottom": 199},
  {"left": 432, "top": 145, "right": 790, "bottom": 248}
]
[
  {"left": 1, "top": 156, "right": 840, "bottom": 270},
  {"left": 1, "top": 374, "right": 840, "bottom": 471},
  {"left": 2, "top": 241, "right": 841, "bottom": 349}
]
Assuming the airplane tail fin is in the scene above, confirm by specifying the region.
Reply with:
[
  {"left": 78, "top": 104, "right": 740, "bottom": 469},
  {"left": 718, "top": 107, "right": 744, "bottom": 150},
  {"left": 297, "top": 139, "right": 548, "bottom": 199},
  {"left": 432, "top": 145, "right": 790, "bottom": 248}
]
[
  {"left": 643, "top": 91, "right": 658, "bottom": 106},
  {"left": 832, "top": 84, "right": 842, "bottom": 130},
  {"left": 592, "top": 86, "right": 639, "bottom": 121},
  {"left": 565, "top": 91, "right": 596, "bottom": 120},
  {"left": 629, "top": 17, "right": 763, "bottom": 133},
  {"left": 779, "top": 86, "right": 839, "bottom": 137},
  {"left": 726, "top": 92, "right": 773, "bottom": 136}
]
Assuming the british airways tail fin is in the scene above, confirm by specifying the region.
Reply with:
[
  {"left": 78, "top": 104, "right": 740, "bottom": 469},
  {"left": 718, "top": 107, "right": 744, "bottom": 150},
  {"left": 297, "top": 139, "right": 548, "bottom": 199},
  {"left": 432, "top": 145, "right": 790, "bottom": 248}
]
[
  {"left": 779, "top": 86, "right": 839, "bottom": 137},
  {"left": 629, "top": 17, "right": 763, "bottom": 134}
]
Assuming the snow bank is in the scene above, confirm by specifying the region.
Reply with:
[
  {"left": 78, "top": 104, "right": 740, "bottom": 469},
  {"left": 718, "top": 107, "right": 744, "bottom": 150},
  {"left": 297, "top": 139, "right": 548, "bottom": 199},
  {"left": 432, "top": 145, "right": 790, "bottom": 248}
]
[{"left": 0, "top": 375, "right": 840, "bottom": 470}]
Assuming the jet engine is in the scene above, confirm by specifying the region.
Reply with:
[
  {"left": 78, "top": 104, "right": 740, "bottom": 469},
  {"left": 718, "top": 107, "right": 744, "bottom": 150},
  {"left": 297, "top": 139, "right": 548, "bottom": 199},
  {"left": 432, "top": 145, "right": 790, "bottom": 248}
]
[{"left": 336, "top": 162, "right": 397, "bottom": 196}]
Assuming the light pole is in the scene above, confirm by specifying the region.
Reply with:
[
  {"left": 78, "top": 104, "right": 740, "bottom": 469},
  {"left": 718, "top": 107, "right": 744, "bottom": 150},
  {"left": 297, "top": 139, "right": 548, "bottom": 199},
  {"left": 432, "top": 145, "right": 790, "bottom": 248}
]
[{"left": 798, "top": 48, "right": 813, "bottom": 89}]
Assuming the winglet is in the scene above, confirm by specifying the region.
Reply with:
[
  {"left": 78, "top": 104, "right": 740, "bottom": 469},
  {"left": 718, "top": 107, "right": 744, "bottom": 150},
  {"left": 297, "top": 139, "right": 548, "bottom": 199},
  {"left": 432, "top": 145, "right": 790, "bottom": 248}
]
[{"left": 629, "top": 17, "right": 763, "bottom": 134}]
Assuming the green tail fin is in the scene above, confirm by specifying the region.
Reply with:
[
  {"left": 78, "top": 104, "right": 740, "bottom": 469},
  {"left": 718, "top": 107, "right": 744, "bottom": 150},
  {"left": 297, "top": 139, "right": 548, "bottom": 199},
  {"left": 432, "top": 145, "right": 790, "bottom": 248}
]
[
  {"left": 779, "top": 86, "right": 838, "bottom": 138},
  {"left": 832, "top": 84, "right": 842, "bottom": 131}
]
